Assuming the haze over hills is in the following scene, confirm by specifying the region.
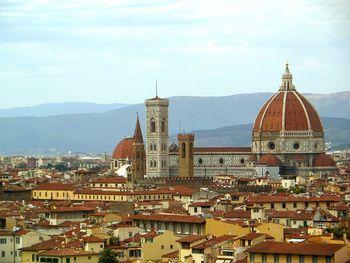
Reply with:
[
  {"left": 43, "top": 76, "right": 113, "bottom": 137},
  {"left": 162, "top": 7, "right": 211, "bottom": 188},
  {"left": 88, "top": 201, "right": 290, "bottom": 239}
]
[
  {"left": 0, "top": 91, "right": 349, "bottom": 155},
  {"left": 0, "top": 102, "right": 129, "bottom": 118}
]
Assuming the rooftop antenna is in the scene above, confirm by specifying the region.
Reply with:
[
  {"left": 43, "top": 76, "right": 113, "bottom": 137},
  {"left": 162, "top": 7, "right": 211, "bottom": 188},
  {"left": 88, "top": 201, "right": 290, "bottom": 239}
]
[{"left": 155, "top": 80, "right": 158, "bottom": 98}]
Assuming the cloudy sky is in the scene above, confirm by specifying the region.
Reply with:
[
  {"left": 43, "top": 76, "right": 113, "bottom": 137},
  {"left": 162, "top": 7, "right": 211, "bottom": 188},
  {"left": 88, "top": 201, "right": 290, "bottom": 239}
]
[{"left": 0, "top": 0, "right": 349, "bottom": 108}]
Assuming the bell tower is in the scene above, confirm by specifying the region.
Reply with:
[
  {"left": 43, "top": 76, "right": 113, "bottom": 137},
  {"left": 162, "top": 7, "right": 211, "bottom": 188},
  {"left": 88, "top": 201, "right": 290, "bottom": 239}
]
[
  {"left": 178, "top": 133, "right": 194, "bottom": 177},
  {"left": 145, "top": 91, "right": 169, "bottom": 177},
  {"left": 131, "top": 113, "right": 146, "bottom": 184}
]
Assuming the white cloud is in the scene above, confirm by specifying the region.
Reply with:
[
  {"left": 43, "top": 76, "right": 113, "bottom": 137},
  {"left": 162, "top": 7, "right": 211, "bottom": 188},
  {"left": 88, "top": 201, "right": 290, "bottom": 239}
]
[{"left": 0, "top": 0, "right": 349, "bottom": 107}]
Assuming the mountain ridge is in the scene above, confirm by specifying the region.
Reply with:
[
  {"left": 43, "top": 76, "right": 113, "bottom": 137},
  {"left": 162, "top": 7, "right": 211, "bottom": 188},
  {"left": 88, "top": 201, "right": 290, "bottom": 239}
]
[
  {"left": 0, "top": 91, "right": 348, "bottom": 155},
  {"left": 0, "top": 102, "right": 129, "bottom": 118}
]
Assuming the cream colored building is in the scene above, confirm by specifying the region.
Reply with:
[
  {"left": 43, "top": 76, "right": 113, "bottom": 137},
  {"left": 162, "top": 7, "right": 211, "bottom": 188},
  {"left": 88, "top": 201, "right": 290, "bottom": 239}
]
[
  {"left": 141, "top": 231, "right": 179, "bottom": 261},
  {"left": 0, "top": 229, "right": 50, "bottom": 263}
]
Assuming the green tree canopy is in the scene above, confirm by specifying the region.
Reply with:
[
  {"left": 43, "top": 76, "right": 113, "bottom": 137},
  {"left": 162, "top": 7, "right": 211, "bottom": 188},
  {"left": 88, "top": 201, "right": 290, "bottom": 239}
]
[{"left": 98, "top": 248, "right": 118, "bottom": 263}]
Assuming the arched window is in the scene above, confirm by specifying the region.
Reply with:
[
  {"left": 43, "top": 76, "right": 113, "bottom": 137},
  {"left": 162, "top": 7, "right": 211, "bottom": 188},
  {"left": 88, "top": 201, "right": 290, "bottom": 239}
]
[
  {"left": 150, "top": 143, "right": 153, "bottom": 151},
  {"left": 150, "top": 118, "right": 156, "bottom": 133},
  {"left": 154, "top": 143, "right": 157, "bottom": 151},
  {"left": 190, "top": 143, "right": 193, "bottom": 159},
  {"left": 182, "top": 143, "right": 186, "bottom": 158},
  {"left": 161, "top": 121, "right": 165, "bottom": 132},
  {"left": 154, "top": 161, "right": 157, "bottom": 168}
]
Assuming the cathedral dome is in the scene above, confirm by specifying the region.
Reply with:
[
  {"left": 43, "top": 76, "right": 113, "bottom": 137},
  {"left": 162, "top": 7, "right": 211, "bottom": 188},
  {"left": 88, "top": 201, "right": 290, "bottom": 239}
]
[
  {"left": 112, "top": 137, "right": 134, "bottom": 160},
  {"left": 313, "top": 153, "right": 336, "bottom": 167},
  {"left": 253, "top": 64, "right": 323, "bottom": 133}
]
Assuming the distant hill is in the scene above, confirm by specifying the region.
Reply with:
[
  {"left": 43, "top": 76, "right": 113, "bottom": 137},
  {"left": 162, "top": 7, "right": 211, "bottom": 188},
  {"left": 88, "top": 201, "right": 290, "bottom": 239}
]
[
  {"left": 188, "top": 117, "right": 350, "bottom": 150},
  {"left": 0, "top": 102, "right": 129, "bottom": 117},
  {"left": 0, "top": 91, "right": 348, "bottom": 155}
]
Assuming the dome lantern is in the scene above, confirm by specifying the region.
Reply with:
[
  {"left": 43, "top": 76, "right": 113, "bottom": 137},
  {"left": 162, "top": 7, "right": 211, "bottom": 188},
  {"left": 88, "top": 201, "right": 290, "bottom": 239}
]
[{"left": 279, "top": 61, "right": 295, "bottom": 91}]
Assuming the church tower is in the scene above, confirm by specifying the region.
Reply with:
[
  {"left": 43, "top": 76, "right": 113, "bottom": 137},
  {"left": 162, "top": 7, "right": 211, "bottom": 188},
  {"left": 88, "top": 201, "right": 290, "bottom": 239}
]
[
  {"left": 145, "top": 94, "right": 169, "bottom": 177},
  {"left": 178, "top": 133, "right": 194, "bottom": 177},
  {"left": 131, "top": 114, "right": 146, "bottom": 184}
]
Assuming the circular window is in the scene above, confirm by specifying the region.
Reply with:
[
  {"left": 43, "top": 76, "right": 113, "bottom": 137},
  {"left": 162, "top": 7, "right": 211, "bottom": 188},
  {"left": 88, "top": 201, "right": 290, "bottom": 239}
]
[
  {"left": 268, "top": 141, "right": 275, "bottom": 150},
  {"left": 198, "top": 158, "right": 203, "bottom": 165},
  {"left": 293, "top": 142, "right": 300, "bottom": 150},
  {"left": 240, "top": 158, "right": 245, "bottom": 164},
  {"left": 219, "top": 158, "right": 224, "bottom": 164}
]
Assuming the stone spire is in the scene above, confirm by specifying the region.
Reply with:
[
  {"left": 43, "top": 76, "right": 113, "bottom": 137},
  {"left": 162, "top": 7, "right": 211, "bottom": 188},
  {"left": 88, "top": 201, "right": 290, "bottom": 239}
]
[
  {"left": 279, "top": 61, "right": 295, "bottom": 91},
  {"left": 133, "top": 113, "right": 143, "bottom": 143}
]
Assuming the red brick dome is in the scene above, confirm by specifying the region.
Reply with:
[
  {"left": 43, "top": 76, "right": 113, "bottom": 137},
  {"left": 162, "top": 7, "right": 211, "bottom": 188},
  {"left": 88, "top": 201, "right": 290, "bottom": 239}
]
[
  {"left": 292, "top": 154, "right": 305, "bottom": 161},
  {"left": 257, "top": 154, "right": 281, "bottom": 166},
  {"left": 313, "top": 154, "right": 336, "bottom": 167},
  {"left": 112, "top": 137, "right": 134, "bottom": 160},
  {"left": 253, "top": 64, "right": 323, "bottom": 133},
  {"left": 248, "top": 154, "right": 257, "bottom": 162}
]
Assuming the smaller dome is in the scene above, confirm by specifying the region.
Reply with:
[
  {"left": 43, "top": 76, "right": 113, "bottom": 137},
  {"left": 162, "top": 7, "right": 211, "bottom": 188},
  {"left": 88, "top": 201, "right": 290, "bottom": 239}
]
[
  {"left": 313, "top": 154, "right": 336, "bottom": 167},
  {"left": 112, "top": 137, "right": 134, "bottom": 160},
  {"left": 292, "top": 154, "right": 305, "bottom": 161},
  {"left": 257, "top": 154, "right": 281, "bottom": 166},
  {"left": 248, "top": 155, "right": 257, "bottom": 162}
]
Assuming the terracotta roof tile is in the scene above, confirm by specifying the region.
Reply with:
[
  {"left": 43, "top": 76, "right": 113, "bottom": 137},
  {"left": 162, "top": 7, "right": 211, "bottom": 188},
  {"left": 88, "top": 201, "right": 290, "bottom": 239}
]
[
  {"left": 130, "top": 214, "right": 205, "bottom": 224},
  {"left": 194, "top": 147, "right": 251, "bottom": 153},
  {"left": 91, "top": 176, "right": 126, "bottom": 184},
  {"left": 34, "top": 183, "right": 76, "bottom": 191},
  {"left": 39, "top": 248, "right": 98, "bottom": 256},
  {"left": 177, "top": 235, "right": 206, "bottom": 243},
  {"left": 192, "top": 235, "right": 236, "bottom": 250},
  {"left": 162, "top": 250, "right": 179, "bottom": 258},
  {"left": 246, "top": 241, "right": 345, "bottom": 256}
]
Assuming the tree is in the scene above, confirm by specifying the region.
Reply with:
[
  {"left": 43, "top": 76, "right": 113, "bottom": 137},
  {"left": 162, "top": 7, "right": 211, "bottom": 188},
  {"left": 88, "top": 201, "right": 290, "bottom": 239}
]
[
  {"left": 98, "top": 248, "right": 118, "bottom": 263},
  {"left": 54, "top": 163, "right": 70, "bottom": 172}
]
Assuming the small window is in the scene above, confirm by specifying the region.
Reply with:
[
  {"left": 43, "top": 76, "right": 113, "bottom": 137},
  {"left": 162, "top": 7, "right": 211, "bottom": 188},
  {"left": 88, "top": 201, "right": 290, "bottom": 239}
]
[
  {"left": 150, "top": 118, "right": 156, "bottom": 133},
  {"left": 249, "top": 253, "right": 255, "bottom": 262},
  {"left": 182, "top": 143, "right": 186, "bottom": 158},
  {"left": 219, "top": 158, "right": 224, "bottom": 164},
  {"left": 293, "top": 142, "right": 300, "bottom": 150},
  {"left": 268, "top": 141, "right": 276, "bottom": 150}
]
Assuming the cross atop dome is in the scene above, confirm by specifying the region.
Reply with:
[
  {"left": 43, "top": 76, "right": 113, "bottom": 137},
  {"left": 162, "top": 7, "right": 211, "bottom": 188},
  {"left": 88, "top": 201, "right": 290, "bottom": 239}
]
[{"left": 279, "top": 61, "right": 296, "bottom": 91}]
